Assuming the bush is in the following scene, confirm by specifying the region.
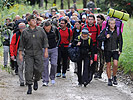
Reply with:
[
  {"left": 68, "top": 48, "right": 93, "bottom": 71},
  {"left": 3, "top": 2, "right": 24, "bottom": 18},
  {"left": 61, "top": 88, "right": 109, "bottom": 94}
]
[{"left": 119, "top": 18, "right": 133, "bottom": 73}]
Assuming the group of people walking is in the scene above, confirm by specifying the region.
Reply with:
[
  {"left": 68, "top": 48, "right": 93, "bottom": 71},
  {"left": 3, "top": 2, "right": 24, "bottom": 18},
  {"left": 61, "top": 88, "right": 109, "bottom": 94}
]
[{"left": 1, "top": 6, "right": 123, "bottom": 94}]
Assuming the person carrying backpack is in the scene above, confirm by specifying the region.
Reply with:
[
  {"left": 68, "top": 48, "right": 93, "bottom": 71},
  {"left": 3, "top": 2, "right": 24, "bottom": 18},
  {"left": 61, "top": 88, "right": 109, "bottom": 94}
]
[
  {"left": 10, "top": 23, "right": 26, "bottom": 86},
  {"left": 82, "top": 14, "right": 100, "bottom": 83},
  {"left": 97, "top": 18, "right": 123, "bottom": 86},
  {"left": 71, "top": 27, "right": 94, "bottom": 87},
  {"left": 56, "top": 18, "right": 73, "bottom": 78},
  {"left": 1, "top": 18, "right": 12, "bottom": 68}
]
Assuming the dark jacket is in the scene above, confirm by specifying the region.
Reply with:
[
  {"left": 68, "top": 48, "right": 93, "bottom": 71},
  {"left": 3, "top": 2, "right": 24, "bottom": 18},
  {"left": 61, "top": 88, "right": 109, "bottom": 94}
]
[
  {"left": 97, "top": 28, "right": 123, "bottom": 52},
  {"left": 2, "top": 29, "right": 11, "bottom": 46},
  {"left": 19, "top": 26, "right": 49, "bottom": 56},
  {"left": 72, "top": 36, "right": 94, "bottom": 60},
  {"left": 44, "top": 26, "right": 61, "bottom": 49},
  {"left": 71, "top": 27, "right": 81, "bottom": 43}
]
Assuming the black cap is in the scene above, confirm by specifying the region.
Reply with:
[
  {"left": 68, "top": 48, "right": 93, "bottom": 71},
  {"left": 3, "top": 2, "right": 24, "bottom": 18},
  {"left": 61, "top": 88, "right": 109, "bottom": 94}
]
[{"left": 82, "top": 27, "right": 89, "bottom": 34}]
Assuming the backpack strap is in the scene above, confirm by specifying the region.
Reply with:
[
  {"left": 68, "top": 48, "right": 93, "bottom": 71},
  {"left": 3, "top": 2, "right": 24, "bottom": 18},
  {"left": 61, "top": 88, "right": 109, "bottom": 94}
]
[
  {"left": 68, "top": 28, "right": 70, "bottom": 42},
  {"left": 88, "top": 36, "right": 91, "bottom": 46},
  {"left": 77, "top": 35, "right": 91, "bottom": 46}
]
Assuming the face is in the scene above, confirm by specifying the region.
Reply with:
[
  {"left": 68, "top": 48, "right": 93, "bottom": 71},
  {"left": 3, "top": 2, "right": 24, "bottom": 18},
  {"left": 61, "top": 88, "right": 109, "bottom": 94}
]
[
  {"left": 71, "top": 8, "right": 75, "bottom": 13},
  {"left": 88, "top": 17, "right": 95, "bottom": 25},
  {"left": 28, "top": 19, "right": 36, "bottom": 27},
  {"left": 82, "top": 18, "right": 86, "bottom": 21},
  {"left": 44, "top": 25, "right": 51, "bottom": 33},
  {"left": 60, "top": 21, "right": 67, "bottom": 29},
  {"left": 51, "top": 10, "right": 56, "bottom": 16},
  {"left": 97, "top": 18, "right": 103, "bottom": 25},
  {"left": 109, "top": 21, "right": 115, "bottom": 29},
  {"left": 75, "top": 22, "right": 81, "bottom": 29},
  {"left": 82, "top": 34, "right": 88, "bottom": 38},
  {"left": 36, "top": 20, "right": 42, "bottom": 26}
]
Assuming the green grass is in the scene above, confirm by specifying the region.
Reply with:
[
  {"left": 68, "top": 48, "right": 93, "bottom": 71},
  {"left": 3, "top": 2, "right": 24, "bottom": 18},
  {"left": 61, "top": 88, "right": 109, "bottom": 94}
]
[{"left": 119, "top": 18, "right": 133, "bottom": 73}]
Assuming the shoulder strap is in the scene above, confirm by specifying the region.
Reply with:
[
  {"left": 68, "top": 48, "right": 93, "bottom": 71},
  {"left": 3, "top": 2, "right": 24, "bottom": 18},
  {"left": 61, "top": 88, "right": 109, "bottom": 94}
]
[
  {"left": 88, "top": 36, "right": 91, "bottom": 46},
  {"left": 68, "top": 28, "right": 70, "bottom": 42}
]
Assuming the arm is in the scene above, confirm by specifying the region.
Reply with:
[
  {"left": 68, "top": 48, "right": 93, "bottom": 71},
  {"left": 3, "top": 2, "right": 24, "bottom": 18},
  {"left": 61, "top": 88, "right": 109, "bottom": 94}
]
[
  {"left": 55, "top": 28, "right": 61, "bottom": 47},
  {"left": 10, "top": 34, "right": 16, "bottom": 60},
  {"left": 19, "top": 50, "right": 23, "bottom": 62},
  {"left": 118, "top": 33, "right": 123, "bottom": 53},
  {"left": 97, "top": 29, "right": 107, "bottom": 41},
  {"left": 90, "top": 38, "right": 94, "bottom": 65}
]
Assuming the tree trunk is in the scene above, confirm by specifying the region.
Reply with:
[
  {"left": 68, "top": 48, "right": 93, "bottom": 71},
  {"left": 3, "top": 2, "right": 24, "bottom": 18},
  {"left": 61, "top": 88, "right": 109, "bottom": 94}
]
[
  {"left": 83, "top": 0, "right": 87, "bottom": 8},
  {"left": 61, "top": 0, "right": 64, "bottom": 9},
  {"left": 68, "top": 0, "right": 70, "bottom": 9},
  {"left": 44, "top": 0, "right": 48, "bottom": 9},
  {"left": 73, "top": 0, "right": 77, "bottom": 11},
  {"left": 39, "top": 0, "right": 44, "bottom": 8}
]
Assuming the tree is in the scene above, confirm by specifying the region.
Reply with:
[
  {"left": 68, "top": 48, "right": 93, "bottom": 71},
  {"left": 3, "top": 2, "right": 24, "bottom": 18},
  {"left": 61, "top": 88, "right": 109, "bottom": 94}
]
[
  {"left": 83, "top": 0, "right": 87, "bottom": 8},
  {"left": 61, "top": 0, "right": 63, "bottom": 9},
  {"left": 39, "top": 0, "right": 44, "bottom": 8},
  {"left": 68, "top": 0, "right": 70, "bottom": 9}
]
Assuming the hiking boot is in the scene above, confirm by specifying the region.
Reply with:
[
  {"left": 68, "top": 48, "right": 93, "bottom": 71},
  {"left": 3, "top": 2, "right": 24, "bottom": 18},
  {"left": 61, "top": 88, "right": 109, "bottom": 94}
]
[
  {"left": 43, "top": 82, "right": 48, "bottom": 86},
  {"left": 33, "top": 81, "right": 38, "bottom": 91},
  {"left": 27, "top": 84, "right": 32, "bottom": 94},
  {"left": 83, "top": 82, "right": 88, "bottom": 87},
  {"left": 78, "top": 83, "right": 82, "bottom": 87},
  {"left": 108, "top": 79, "right": 113, "bottom": 86},
  {"left": 20, "top": 82, "right": 25, "bottom": 86},
  {"left": 97, "top": 73, "right": 102, "bottom": 79},
  {"left": 112, "top": 76, "right": 118, "bottom": 85},
  {"left": 56, "top": 73, "right": 61, "bottom": 77},
  {"left": 94, "top": 73, "right": 98, "bottom": 79},
  {"left": 62, "top": 73, "right": 66, "bottom": 78}
]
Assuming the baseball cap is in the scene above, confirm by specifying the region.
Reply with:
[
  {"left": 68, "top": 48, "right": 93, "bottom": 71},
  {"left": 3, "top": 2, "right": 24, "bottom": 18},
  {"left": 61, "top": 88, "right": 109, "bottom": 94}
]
[
  {"left": 82, "top": 15, "right": 86, "bottom": 19},
  {"left": 82, "top": 27, "right": 89, "bottom": 34}
]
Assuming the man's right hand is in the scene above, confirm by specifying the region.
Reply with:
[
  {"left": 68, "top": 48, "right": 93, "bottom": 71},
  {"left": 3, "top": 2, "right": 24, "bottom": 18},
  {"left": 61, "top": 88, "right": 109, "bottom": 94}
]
[
  {"left": 11, "top": 56, "right": 15, "bottom": 61},
  {"left": 106, "top": 34, "right": 110, "bottom": 39}
]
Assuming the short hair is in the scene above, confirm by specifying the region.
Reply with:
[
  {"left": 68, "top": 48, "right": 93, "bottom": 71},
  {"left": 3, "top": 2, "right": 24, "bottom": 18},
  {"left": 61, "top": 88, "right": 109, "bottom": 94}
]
[
  {"left": 75, "top": 20, "right": 81, "bottom": 24},
  {"left": 108, "top": 18, "right": 116, "bottom": 24},
  {"left": 88, "top": 14, "right": 95, "bottom": 20},
  {"left": 43, "top": 20, "right": 51, "bottom": 27},
  {"left": 97, "top": 14, "right": 105, "bottom": 21},
  {"left": 27, "top": 15, "right": 35, "bottom": 22},
  {"left": 61, "top": 18, "right": 67, "bottom": 24}
]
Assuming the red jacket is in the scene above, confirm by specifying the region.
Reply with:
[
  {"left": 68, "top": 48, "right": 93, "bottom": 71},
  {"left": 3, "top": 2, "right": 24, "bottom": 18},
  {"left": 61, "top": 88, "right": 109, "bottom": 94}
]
[
  {"left": 10, "top": 32, "right": 20, "bottom": 57},
  {"left": 82, "top": 24, "right": 100, "bottom": 45},
  {"left": 58, "top": 27, "right": 73, "bottom": 47}
]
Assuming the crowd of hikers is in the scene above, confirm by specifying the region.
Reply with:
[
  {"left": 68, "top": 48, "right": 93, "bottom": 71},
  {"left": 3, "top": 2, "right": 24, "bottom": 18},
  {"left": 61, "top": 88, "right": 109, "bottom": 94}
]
[{"left": 0, "top": 6, "right": 123, "bottom": 94}]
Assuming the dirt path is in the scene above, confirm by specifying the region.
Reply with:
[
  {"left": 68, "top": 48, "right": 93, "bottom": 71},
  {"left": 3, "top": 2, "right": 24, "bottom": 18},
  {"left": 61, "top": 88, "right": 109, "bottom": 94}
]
[{"left": 0, "top": 61, "right": 133, "bottom": 100}]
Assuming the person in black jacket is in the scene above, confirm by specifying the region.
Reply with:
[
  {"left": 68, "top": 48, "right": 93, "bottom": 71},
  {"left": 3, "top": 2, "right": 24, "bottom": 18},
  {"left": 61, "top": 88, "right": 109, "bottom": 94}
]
[
  {"left": 97, "top": 18, "right": 123, "bottom": 86},
  {"left": 71, "top": 27, "right": 94, "bottom": 87},
  {"left": 71, "top": 20, "right": 82, "bottom": 73}
]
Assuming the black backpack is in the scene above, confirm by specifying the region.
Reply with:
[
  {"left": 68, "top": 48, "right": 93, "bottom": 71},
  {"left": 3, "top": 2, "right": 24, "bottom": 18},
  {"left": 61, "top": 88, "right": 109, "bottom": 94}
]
[{"left": 68, "top": 45, "right": 80, "bottom": 62}]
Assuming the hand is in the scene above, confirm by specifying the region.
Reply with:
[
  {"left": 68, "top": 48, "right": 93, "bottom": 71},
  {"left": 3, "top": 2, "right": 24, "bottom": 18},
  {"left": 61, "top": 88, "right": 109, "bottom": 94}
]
[
  {"left": 44, "top": 51, "right": 48, "bottom": 58},
  {"left": 11, "top": 56, "right": 15, "bottom": 61},
  {"left": 90, "top": 60, "right": 93, "bottom": 65},
  {"left": 19, "top": 55, "right": 23, "bottom": 62},
  {"left": 77, "top": 42, "right": 81, "bottom": 46},
  {"left": 118, "top": 51, "right": 121, "bottom": 55},
  {"left": 106, "top": 34, "right": 110, "bottom": 39}
]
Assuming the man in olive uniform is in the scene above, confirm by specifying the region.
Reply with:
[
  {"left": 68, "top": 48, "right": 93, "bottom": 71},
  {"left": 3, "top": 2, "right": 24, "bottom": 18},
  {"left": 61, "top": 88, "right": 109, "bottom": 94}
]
[{"left": 19, "top": 15, "right": 49, "bottom": 94}]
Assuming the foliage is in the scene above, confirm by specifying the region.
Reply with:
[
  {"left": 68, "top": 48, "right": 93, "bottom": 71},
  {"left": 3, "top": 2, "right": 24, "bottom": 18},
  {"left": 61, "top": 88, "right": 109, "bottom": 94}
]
[
  {"left": 113, "top": 0, "right": 133, "bottom": 16},
  {"left": 119, "top": 18, "right": 133, "bottom": 73}
]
